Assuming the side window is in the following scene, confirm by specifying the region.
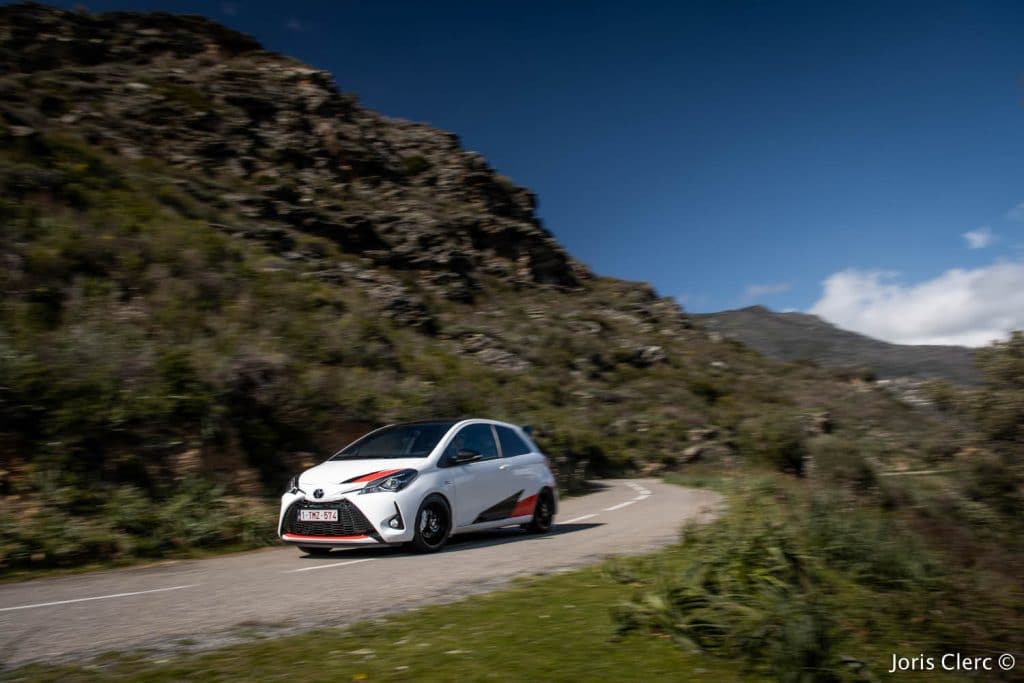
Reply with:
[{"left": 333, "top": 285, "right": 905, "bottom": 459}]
[
  {"left": 496, "top": 426, "right": 531, "bottom": 457},
  {"left": 451, "top": 423, "right": 499, "bottom": 461}
]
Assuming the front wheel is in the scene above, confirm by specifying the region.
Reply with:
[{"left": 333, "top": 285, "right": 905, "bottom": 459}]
[
  {"left": 298, "top": 545, "right": 332, "bottom": 556},
  {"left": 409, "top": 494, "right": 451, "bottom": 553},
  {"left": 526, "top": 489, "right": 554, "bottom": 533}
]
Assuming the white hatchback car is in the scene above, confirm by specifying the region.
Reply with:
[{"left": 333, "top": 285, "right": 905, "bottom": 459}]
[{"left": 279, "top": 419, "right": 558, "bottom": 553}]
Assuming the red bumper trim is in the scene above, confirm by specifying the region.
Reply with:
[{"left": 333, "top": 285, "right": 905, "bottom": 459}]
[{"left": 282, "top": 533, "right": 374, "bottom": 543}]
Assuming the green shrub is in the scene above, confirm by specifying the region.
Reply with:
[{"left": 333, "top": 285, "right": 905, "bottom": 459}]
[
  {"left": 401, "top": 155, "right": 430, "bottom": 175},
  {"left": 161, "top": 479, "right": 230, "bottom": 548},
  {"left": 919, "top": 379, "right": 960, "bottom": 413},
  {"left": 736, "top": 412, "right": 808, "bottom": 476},
  {"left": 807, "top": 435, "right": 877, "bottom": 494},
  {"left": 613, "top": 488, "right": 841, "bottom": 681},
  {"left": 0, "top": 478, "right": 278, "bottom": 574},
  {"left": 805, "top": 493, "right": 938, "bottom": 590},
  {"left": 614, "top": 483, "right": 944, "bottom": 681},
  {"left": 688, "top": 378, "right": 725, "bottom": 405},
  {"left": 155, "top": 83, "right": 217, "bottom": 111},
  {"left": 970, "top": 331, "right": 1024, "bottom": 446},
  {"left": 962, "top": 453, "right": 1022, "bottom": 516},
  {"left": 494, "top": 174, "right": 516, "bottom": 193}
]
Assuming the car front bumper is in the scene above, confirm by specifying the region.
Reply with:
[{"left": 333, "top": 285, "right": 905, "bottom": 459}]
[{"left": 278, "top": 490, "right": 416, "bottom": 545}]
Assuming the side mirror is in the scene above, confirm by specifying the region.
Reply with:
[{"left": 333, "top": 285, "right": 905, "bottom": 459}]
[{"left": 455, "top": 449, "right": 482, "bottom": 464}]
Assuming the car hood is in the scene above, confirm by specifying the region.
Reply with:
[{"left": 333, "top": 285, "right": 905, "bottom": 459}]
[{"left": 298, "top": 458, "right": 427, "bottom": 490}]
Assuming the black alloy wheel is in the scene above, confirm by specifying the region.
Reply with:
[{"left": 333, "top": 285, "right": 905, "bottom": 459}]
[
  {"left": 526, "top": 489, "right": 554, "bottom": 533},
  {"left": 410, "top": 494, "right": 451, "bottom": 553}
]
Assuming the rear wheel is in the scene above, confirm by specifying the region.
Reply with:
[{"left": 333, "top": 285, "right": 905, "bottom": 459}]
[
  {"left": 409, "top": 494, "right": 451, "bottom": 553},
  {"left": 526, "top": 489, "right": 554, "bottom": 533},
  {"left": 298, "top": 545, "right": 332, "bottom": 556}
]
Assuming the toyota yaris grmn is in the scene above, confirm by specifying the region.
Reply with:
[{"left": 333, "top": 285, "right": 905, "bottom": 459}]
[{"left": 279, "top": 419, "right": 558, "bottom": 553}]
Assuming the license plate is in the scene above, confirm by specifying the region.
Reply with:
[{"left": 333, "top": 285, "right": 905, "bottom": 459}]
[{"left": 298, "top": 509, "right": 338, "bottom": 522}]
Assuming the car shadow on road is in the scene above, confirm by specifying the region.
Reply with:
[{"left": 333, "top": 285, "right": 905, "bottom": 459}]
[
  {"left": 296, "top": 523, "right": 604, "bottom": 560},
  {"left": 562, "top": 480, "right": 610, "bottom": 497}
]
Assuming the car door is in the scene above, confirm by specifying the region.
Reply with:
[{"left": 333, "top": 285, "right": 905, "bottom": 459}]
[
  {"left": 495, "top": 425, "right": 544, "bottom": 514},
  {"left": 443, "top": 423, "right": 518, "bottom": 527}
]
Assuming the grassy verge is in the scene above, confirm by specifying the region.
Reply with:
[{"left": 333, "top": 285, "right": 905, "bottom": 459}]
[{"left": 663, "top": 464, "right": 735, "bottom": 492}]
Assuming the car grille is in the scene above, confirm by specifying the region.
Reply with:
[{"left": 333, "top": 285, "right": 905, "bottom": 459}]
[{"left": 283, "top": 499, "right": 377, "bottom": 538}]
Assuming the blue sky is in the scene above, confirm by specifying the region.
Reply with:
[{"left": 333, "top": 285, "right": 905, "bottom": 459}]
[{"left": 35, "top": 1, "right": 1024, "bottom": 344}]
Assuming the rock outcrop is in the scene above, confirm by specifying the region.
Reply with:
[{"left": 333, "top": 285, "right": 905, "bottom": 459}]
[{"left": 0, "top": 3, "right": 587, "bottom": 305}]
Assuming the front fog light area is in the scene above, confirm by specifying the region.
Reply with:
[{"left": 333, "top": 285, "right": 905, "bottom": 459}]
[{"left": 384, "top": 503, "right": 404, "bottom": 530}]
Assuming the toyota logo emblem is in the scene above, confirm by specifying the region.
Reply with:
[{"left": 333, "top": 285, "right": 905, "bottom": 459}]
[{"left": 313, "top": 488, "right": 324, "bottom": 499}]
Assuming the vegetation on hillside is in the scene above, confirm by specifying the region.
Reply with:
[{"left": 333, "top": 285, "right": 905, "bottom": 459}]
[
  {"left": 0, "top": 123, "right": 968, "bottom": 573},
  {"left": 616, "top": 473, "right": 1022, "bottom": 682},
  {"left": 612, "top": 335, "right": 1024, "bottom": 680}
]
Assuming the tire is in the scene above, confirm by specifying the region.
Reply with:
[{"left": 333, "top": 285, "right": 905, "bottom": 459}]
[
  {"left": 409, "top": 494, "right": 451, "bottom": 553},
  {"left": 298, "top": 545, "right": 332, "bottom": 556},
  {"left": 526, "top": 488, "right": 554, "bottom": 534}
]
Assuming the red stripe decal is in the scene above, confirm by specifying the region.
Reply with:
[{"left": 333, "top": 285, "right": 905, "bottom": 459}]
[
  {"left": 282, "top": 533, "right": 373, "bottom": 542},
  {"left": 511, "top": 494, "right": 537, "bottom": 517},
  {"left": 345, "top": 469, "right": 403, "bottom": 483}
]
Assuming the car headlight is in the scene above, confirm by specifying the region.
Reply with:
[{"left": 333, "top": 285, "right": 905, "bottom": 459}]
[
  {"left": 360, "top": 469, "right": 418, "bottom": 494},
  {"left": 286, "top": 475, "right": 303, "bottom": 494}
]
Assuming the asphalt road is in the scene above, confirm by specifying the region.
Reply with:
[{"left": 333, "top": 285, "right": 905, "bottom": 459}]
[{"left": 0, "top": 478, "right": 721, "bottom": 668}]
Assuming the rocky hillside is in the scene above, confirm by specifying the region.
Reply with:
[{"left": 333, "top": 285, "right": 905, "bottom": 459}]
[
  {"left": 695, "top": 306, "right": 980, "bottom": 385},
  {"left": 1, "top": 3, "right": 587, "bottom": 305},
  {"left": 0, "top": 4, "right": 966, "bottom": 569}
]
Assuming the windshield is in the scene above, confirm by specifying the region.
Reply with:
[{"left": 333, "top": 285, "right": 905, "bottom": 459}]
[{"left": 330, "top": 422, "right": 455, "bottom": 460}]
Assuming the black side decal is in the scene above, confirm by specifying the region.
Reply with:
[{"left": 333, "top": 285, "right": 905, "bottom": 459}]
[{"left": 473, "top": 490, "right": 524, "bottom": 523}]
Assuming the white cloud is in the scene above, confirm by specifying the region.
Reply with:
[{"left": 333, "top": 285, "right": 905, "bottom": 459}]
[
  {"left": 962, "top": 226, "right": 995, "bottom": 249},
  {"left": 1007, "top": 202, "right": 1024, "bottom": 221},
  {"left": 744, "top": 282, "right": 791, "bottom": 299},
  {"left": 285, "top": 18, "right": 304, "bottom": 31},
  {"left": 809, "top": 263, "right": 1024, "bottom": 346}
]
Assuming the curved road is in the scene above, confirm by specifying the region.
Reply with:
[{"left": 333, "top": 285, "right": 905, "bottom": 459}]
[{"left": 0, "top": 479, "right": 721, "bottom": 668}]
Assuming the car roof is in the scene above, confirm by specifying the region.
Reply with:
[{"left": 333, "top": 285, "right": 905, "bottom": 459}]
[{"left": 390, "top": 418, "right": 521, "bottom": 430}]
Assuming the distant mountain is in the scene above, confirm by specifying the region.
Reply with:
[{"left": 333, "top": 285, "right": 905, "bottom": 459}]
[{"left": 693, "top": 306, "right": 979, "bottom": 385}]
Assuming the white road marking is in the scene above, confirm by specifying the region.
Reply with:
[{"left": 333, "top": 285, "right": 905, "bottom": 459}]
[
  {"left": 285, "top": 558, "right": 375, "bottom": 573},
  {"left": 604, "top": 501, "right": 635, "bottom": 511},
  {"left": 0, "top": 585, "right": 196, "bottom": 613},
  {"left": 561, "top": 513, "right": 597, "bottom": 524},
  {"left": 634, "top": 494, "right": 650, "bottom": 501},
  {"left": 625, "top": 483, "right": 651, "bottom": 496}
]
